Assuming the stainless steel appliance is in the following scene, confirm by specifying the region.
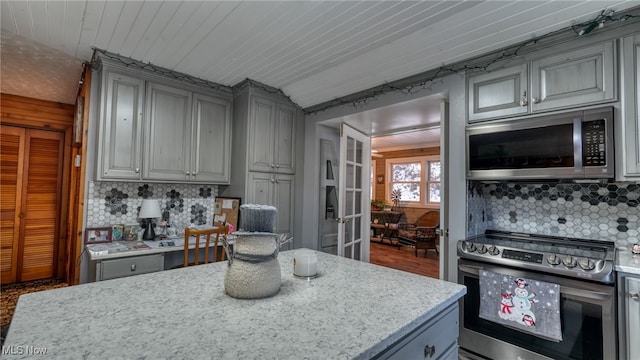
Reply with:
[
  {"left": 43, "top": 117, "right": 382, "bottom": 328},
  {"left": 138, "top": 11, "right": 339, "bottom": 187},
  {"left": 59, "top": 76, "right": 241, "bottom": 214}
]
[
  {"left": 466, "top": 107, "right": 614, "bottom": 180},
  {"left": 457, "top": 230, "right": 616, "bottom": 360}
]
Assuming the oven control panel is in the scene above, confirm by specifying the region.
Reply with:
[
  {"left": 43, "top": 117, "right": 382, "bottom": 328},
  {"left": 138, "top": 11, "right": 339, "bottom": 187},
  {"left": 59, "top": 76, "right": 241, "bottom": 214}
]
[{"left": 457, "top": 238, "right": 615, "bottom": 284}]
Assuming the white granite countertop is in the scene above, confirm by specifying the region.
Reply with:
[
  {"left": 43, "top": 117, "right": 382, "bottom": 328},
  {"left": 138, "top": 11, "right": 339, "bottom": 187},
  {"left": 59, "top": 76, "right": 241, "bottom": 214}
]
[
  {"left": 616, "top": 248, "right": 640, "bottom": 275},
  {"left": 3, "top": 249, "right": 466, "bottom": 359}
]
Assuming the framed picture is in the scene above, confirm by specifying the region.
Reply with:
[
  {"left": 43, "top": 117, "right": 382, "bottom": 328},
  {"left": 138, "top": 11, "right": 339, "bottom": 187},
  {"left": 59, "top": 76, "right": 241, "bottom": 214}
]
[
  {"left": 214, "top": 197, "right": 241, "bottom": 230},
  {"left": 112, "top": 224, "right": 124, "bottom": 241},
  {"left": 123, "top": 224, "right": 141, "bottom": 241},
  {"left": 84, "top": 227, "right": 112, "bottom": 245}
]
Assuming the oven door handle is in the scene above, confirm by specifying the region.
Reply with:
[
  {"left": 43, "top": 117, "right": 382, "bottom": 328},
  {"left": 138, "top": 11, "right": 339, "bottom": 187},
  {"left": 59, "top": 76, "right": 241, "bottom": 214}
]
[{"left": 458, "top": 264, "right": 613, "bottom": 301}]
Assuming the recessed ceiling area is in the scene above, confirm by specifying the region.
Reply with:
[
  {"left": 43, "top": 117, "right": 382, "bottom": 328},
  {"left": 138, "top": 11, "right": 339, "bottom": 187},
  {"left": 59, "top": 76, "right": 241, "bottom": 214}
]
[{"left": 1, "top": 1, "right": 637, "bottom": 107}]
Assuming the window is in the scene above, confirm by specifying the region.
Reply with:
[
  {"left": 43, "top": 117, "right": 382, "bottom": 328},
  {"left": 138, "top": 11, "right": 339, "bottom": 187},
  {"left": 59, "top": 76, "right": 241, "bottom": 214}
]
[{"left": 388, "top": 156, "right": 440, "bottom": 206}]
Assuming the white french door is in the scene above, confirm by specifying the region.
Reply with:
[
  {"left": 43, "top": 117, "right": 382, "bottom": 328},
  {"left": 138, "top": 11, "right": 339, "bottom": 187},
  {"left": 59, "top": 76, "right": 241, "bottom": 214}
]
[{"left": 337, "top": 124, "right": 371, "bottom": 261}]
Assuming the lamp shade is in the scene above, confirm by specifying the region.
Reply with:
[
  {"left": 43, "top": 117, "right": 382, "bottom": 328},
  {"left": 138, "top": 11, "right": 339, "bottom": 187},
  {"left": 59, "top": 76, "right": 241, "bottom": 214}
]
[{"left": 139, "top": 199, "right": 162, "bottom": 219}]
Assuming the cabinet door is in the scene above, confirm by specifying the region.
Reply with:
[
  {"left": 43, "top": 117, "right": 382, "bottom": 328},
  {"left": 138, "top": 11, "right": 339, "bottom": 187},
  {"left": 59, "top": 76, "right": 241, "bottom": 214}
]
[
  {"left": 98, "top": 71, "right": 144, "bottom": 179},
  {"left": 246, "top": 172, "right": 274, "bottom": 207},
  {"left": 144, "top": 82, "right": 192, "bottom": 181},
  {"left": 273, "top": 174, "right": 294, "bottom": 235},
  {"left": 248, "top": 96, "right": 276, "bottom": 172},
  {"left": 622, "top": 34, "right": 640, "bottom": 178},
  {"left": 531, "top": 41, "right": 615, "bottom": 112},
  {"left": 627, "top": 276, "right": 640, "bottom": 359},
  {"left": 273, "top": 103, "right": 296, "bottom": 174},
  {"left": 191, "top": 93, "right": 232, "bottom": 183},
  {"left": 467, "top": 63, "right": 528, "bottom": 122}
]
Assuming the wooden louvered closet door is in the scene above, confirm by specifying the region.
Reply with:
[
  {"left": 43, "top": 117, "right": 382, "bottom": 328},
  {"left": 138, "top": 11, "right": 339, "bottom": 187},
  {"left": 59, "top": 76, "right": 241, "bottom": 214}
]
[{"left": 1, "top": 125, "right": 64, "bottom": 283}]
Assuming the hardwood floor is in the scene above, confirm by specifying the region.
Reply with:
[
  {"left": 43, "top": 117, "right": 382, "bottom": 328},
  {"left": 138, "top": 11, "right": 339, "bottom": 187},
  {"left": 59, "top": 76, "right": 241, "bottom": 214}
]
[{"left": 369, "top": 240, "right": 439, "bottom": 278}]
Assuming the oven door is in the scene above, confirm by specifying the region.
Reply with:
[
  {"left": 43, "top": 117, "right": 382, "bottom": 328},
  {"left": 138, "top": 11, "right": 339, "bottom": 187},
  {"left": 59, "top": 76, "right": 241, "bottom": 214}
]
[{"left": 458, "top": 259, "right": 616, "bottom": 360}]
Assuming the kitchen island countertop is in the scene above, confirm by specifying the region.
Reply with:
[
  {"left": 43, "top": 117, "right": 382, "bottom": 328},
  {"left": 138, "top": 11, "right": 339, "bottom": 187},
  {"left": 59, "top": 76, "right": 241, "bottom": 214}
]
[
  {"left": 616, "top": 248, "right": 640, "bottom": 275},
  {"left": 3, "top": 249, "right": 466, "bottom": 359}
]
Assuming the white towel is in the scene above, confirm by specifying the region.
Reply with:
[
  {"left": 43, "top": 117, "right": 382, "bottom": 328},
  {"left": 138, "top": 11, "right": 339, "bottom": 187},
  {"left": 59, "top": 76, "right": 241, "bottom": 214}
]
[{"left": 479, "top": 270, "right": 563, "bottom": 342}]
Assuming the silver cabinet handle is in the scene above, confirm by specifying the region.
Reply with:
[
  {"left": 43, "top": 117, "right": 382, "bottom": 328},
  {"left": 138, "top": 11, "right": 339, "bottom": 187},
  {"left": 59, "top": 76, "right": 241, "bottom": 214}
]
[
  {"left": 532, "top": 97, "right": 541, "bottom": 104},
  {"left": 135, "top": 168, "right": 140, "bottom": 173},
  {"left": 275, "top": 164, "right": 280, "bottom": 168},
  {"left": 130, "top": 264, "right": 136, "bottom": 272},
  {"left": 519, "top": 91, "right": 528, "bottom": 106},
  {"left": 270, "top": 178, "right": 275, "bottom": 183},
  {"left": 271, "top": 163, "right": 275, "bottom": 168},
  {"left": 424, "top": 345, "right": 436, "bottom": 358},
  {"left": 630, "top": 292, "right": 639, "bottom": 300}
]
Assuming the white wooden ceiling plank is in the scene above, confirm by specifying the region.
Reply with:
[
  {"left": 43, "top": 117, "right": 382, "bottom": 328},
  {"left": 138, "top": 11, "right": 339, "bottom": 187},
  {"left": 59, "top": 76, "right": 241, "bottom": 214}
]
[
  {"left": 239, "top": 1, "right": 366, "bottom": 84},
  {"left": 209, "top": 1, "right": 322, "bottom": 84},
  {"left": 258, "top": 1, "right": 413, "bottom": 84},
  {"left": 61, "top": 1, "right": 86, "bottom": 56},
  {"left": 28, "top": 1, "right": 49, "bottom": 48},
  {"left": 129, "top": 1, "right": 182, "bottom": 62},
  {"left": 214, "top": 1, "right": 342, "bottom": 85},
  {"left": 92, "top": 1, "right": 125, "bottom": 52},
  {"left": 105, "top": 1, "right": 144, "bottom": 53},
  {"left": 144, "top": 1, "right": 219, "bottom": 68},
  {"left": 76, "top": 0, "right": 106, "bottom": 58},
  {"left": 46, "top": 0, "right": 69, "bottom": 53},
  {"left": 268, "top": 1, "right": 473, "bottom": 87},
  {"left": 175, "top": 2, "right": 284, "bottom": 77},
  {"left": 6, "top": 1, "right": 32, "bottom": 38},
  {"left": 142, "top": 1, "right": 205, "bottom": 64},
  {"left": 288, "top": 1, "right": 628, "bottom": 108},
  {"left": 117, "top": 1, "right": 163, "bottom": 57},
  {"left": 1, "top": 2, "right": 17, "bottom": 33}
]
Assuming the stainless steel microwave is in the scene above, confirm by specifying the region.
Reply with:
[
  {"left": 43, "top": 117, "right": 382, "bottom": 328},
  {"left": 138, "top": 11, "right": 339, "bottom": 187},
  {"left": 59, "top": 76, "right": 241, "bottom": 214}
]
[{"left": 466, "top": 107, "right": 614, "bottom": 180}]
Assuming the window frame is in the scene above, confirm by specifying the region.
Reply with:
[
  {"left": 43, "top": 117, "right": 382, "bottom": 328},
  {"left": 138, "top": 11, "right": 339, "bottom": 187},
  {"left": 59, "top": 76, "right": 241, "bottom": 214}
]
[{"left": 385, "top": 155, "right": 441, "bottom": 208}]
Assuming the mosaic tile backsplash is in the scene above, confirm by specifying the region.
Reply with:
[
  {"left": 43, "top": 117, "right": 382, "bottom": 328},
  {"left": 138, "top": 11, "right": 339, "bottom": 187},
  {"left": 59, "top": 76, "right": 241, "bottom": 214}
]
[
  {"left": 467, "top": 181, "right": 640, "bottom": 249},
  {"left": 87, "top": 181, "right": 219, "bottom": 231}
]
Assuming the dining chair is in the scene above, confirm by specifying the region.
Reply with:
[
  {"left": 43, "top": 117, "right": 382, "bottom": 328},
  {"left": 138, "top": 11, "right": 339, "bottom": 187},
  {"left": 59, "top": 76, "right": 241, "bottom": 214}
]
[
  {"left": 183, "top": 225, "right": 228, "bottom": 267},
  {"left": 397, "top": 211, "right": 439, "bottom": 257}
]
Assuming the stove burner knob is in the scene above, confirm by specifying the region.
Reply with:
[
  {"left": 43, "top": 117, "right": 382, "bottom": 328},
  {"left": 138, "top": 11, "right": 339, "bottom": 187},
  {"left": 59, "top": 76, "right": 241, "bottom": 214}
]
[
  {"left": 463, "top": 241, "right": 476, "bottom": 252},
  {"left": 547, "top": 254, "right": 561, "bottom": 265},
  {"left": 578, "top": 258, "right": 595, "bottom": 271},
  {"left": 477, "top": 245, "right": 488, "bottom": 254},
  {"left": 488, "top": 245, "right": 500, "bottom": 256},
  {"left": 562, "top": 255, "right": 577, "bottom": 268}
]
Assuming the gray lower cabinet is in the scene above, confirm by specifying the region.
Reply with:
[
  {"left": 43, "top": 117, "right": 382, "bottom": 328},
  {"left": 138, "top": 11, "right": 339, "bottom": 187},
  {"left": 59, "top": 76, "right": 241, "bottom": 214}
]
[
  {"left": 96, "top": 70, "right": 145, "bottom": 180},
  {"left": 96, "top": 253, "right": 164, "bottom": 281},
  {"left": 95, "top": 56, "right": 232, "bottom": 184},
  {"left": 621, "top": 33, "right": 640, "bottom": 178},
  {"left": 617, "top": 272, "right": 640, "bottom": 360},
  {"left": 374, "top": 303, "right": 459, "bottom": 360},
  {"left": 246, "top": 172, "right": 294, "bottom": 235},
  {"left": 468, "top": 40, "right": 616, "bottom": 122}
]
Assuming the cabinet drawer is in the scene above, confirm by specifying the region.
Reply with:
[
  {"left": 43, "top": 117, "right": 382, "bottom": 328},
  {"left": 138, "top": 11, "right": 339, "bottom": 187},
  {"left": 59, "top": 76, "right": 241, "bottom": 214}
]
[
  {"left": 376, "top": 304, "right": 458, "bottom": 360},
  {"left": 99, "top": 254, "right": 164, "bottom": 281}
]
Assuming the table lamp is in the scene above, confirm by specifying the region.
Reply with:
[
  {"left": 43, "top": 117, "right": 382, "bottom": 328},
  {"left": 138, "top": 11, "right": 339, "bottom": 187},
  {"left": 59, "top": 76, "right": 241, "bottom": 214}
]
[{"left": 139, "top": 199, "right": 162, "bottom": 240}]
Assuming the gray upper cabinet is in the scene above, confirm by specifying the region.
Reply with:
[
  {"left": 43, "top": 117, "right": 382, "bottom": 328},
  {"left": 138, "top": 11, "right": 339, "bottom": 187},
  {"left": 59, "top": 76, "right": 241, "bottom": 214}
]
[
  {"left": 144, "top": 82, "right": 192, "bottom": 181},
  {"left": 468, "top": 40, "right": 616, "bottom": 122},
  {"left": 248, "top": 95, "right": 296, "bottom": 174},
  {"left": 468, "top": 63, "right": 528, "bottom": 122},
  {"left": 621, "top": 33, "right": 640, "bottom": 179},
  {"left": 531, "top": 41, "right": 615, "bottom": 112},
  {"left": 97, "top": 71, "right": 145, "bottom": 180},
  {"left": 191, "top": 93, "right": 232, "bottom": 183},
  {"left": 246, "top": 172, "right": 294, "bottom": 235},
  {"left": 95, "top": 61, "right": 232, "bottom": 183}
]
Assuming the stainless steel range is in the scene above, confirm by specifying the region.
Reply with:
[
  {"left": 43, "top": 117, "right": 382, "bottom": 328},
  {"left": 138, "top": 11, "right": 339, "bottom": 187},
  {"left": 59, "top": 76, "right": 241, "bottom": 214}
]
[{"left": 457, "top": 230, "right": 617, "bottom": 360}]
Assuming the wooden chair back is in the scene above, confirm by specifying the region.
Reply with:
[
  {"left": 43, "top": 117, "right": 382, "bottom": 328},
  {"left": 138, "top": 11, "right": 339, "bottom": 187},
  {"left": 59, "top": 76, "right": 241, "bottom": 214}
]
[
  {"left": 415, "top": 211, "right": 439, "bottom": 227},
  {"left": 183, "top": 225, "right": 228, "bottom": 267}
]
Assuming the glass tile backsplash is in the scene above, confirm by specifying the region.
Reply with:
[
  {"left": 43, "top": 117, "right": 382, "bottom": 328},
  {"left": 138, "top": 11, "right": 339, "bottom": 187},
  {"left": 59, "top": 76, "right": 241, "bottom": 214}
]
[
  {"left": 467, "top": 181, "right": 639, "bottom": 248},
  {"left": 87, "top": 181, "right": 219, "bottom": 230}
]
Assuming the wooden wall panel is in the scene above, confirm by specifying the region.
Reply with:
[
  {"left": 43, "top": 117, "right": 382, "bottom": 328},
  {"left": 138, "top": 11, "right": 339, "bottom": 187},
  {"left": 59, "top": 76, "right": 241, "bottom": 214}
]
[{"left": 1, "top": 94, "right": 75, "bottom": 130}]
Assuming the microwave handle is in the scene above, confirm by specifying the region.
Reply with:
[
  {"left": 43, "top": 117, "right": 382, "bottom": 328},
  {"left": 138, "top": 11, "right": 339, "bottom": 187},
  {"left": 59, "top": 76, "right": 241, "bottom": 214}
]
[{"left": 573, "top": 117, "right": 583, "bottom": 172}]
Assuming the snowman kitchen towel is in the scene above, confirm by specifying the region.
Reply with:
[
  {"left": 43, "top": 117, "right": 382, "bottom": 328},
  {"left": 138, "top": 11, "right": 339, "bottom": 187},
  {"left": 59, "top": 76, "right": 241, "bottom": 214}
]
[{"left": 479, "top": 270, "right": 562, "bottom": 342}]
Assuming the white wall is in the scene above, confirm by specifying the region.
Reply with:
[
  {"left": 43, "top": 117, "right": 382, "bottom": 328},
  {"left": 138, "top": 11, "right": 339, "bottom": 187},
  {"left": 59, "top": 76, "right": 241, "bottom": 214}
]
[{"left": 302, "top": 72, "right": 467, "bottom": 282}]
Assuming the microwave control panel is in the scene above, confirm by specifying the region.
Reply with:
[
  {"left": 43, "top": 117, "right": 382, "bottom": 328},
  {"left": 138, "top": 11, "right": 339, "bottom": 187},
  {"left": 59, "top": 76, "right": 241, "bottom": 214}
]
[{"left": 582, "top": 119, "right": 606, "bottom": 166}]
